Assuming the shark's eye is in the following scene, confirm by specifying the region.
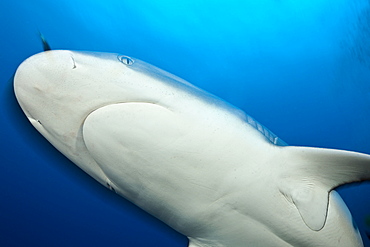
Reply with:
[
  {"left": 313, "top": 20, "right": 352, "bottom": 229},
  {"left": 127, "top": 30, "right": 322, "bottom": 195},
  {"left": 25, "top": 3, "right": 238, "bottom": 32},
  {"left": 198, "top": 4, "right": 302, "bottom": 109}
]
[{"left": 118, "top": 55, "right": 134, "bottom": 66}]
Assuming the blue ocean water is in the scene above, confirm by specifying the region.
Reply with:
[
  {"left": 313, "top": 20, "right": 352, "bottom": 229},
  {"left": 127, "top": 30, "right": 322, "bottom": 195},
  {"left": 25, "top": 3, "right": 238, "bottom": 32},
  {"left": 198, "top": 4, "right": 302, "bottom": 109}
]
[{"left": 0, "top": 0, "right": 369, "bottom": 246}]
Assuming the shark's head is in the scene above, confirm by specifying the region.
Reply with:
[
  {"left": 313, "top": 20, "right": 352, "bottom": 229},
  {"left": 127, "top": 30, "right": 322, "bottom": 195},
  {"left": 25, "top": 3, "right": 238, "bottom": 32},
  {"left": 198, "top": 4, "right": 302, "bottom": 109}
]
[{"left": 15, "top": 50, "right": 190, "bottom": 148}]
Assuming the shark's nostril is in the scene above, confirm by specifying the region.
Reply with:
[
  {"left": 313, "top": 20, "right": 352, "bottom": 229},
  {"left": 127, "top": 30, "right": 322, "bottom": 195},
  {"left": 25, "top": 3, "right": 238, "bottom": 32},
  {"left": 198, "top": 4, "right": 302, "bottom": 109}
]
[{"left": 71, "top": 56, "right": 77, "bottom": 69}]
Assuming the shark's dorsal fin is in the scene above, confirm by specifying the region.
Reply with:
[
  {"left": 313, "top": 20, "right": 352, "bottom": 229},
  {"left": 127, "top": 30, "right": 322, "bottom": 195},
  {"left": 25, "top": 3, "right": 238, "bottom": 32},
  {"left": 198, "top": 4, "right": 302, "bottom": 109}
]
[{"left": 279, "top": 146, "right": 370, "bottom": 231}]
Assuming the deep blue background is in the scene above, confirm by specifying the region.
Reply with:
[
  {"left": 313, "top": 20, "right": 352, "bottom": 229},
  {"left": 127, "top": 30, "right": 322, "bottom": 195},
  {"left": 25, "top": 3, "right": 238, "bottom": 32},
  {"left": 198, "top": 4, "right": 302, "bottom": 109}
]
[{"left": 0, "top": 0, "right": 369, "bottom": 246}]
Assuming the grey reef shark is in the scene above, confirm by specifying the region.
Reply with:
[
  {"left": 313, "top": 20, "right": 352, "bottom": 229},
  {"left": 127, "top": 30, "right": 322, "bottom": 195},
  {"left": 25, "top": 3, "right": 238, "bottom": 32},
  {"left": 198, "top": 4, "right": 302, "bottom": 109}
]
[{"left": 12, "top": 37, "right": 370, "bottom": 247}]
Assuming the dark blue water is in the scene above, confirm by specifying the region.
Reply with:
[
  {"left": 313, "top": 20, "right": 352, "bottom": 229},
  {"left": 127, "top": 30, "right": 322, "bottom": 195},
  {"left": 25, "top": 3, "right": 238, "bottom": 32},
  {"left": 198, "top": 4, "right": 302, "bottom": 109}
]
[{"left": 1, "top": 0, "right": 369, "bottom": 246}]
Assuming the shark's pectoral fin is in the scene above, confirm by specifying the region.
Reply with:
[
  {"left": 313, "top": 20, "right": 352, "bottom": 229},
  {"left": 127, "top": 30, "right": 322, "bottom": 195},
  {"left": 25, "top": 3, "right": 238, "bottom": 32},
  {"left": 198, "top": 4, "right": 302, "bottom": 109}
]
[{"left": 279, "top": 146, "right": 370, "bottom": 231}]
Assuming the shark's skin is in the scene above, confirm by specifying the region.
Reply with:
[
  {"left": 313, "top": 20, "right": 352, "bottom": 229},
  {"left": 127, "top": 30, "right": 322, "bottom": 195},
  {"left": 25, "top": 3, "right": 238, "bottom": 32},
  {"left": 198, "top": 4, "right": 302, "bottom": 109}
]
[{"left": 14, "top": 50, "right": 370, "bottom": 247}]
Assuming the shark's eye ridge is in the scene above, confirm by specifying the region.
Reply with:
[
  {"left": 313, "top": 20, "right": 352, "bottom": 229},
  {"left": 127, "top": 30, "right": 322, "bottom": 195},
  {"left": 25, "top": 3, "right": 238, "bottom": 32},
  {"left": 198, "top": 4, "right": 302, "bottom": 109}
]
[{"left": 118, "top": 55, "right": 134, "bottom": 66}]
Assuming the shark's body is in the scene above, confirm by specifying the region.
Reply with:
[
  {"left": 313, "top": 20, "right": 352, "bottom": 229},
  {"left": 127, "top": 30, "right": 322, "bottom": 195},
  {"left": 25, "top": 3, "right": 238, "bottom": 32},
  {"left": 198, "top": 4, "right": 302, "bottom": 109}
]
[{"left": 14, "top": 50, "right": 370, "bottom": 246}]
